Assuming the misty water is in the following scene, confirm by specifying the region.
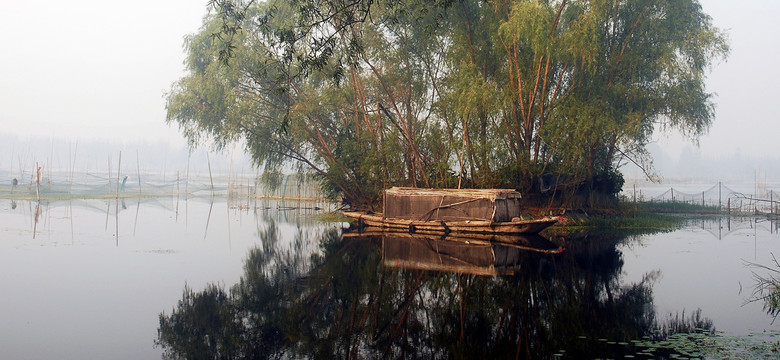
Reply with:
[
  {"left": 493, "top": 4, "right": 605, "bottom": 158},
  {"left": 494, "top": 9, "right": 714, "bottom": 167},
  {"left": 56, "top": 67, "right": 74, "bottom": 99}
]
[{"left": 2, "top": 197, "right": 780, "bottom": 358}]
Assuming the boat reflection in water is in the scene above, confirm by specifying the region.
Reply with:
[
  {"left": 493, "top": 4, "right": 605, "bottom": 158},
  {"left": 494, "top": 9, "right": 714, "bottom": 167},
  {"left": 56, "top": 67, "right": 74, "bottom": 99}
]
[{"left": 353, "top": 230, "right": 563, "bottom": 276}]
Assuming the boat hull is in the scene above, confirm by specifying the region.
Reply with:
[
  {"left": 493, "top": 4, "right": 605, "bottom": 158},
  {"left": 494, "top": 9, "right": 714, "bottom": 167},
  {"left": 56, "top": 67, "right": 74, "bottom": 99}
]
[{"left": 343, "top": 211, "right": 557, "bottom": 235}]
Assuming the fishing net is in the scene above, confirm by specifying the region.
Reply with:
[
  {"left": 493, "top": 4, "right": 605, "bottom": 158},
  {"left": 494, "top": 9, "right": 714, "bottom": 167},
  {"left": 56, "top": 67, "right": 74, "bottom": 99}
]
[
  {"left": 0, "top": 168, "right": 325, "bottom": 203},
  {"left": 646, "top": 182, "right": 779, "bottom": 214},
  {"left": 650, "top": 183, "right": 739, "bottom": 206}
]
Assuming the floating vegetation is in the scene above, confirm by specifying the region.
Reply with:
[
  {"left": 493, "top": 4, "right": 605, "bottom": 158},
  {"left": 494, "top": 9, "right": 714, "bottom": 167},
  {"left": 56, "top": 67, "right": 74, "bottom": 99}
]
[
  {"left": 563, "top": 329, "right": 780, "bottom": 359},
  {"left": 555, "top": 309, "right": 780, "bottom": 359}
]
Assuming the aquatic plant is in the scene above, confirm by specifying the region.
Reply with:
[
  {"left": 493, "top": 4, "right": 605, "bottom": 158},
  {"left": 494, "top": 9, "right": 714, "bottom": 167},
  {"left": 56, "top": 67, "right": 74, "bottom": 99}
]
[{"left": 745, "top": 253, "right": 780, "bottom": 320}]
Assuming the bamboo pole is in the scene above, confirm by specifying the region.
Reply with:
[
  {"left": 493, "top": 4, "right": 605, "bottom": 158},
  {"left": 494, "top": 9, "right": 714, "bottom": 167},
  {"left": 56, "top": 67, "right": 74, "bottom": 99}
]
[
  {"left": 35, "top": 161, "right": 40, "bottom": 201},
  {"left": 185, "top": 151, "right": 191, "bottom": 197},
  {"left": 70, "top": 143, "right": 78, "bottom": 195},
  {"left": 228, "top": 150, "right": 233, "bottom": 198},
  {"left": 117, "top": 151, "right": 122, "bottom": 197},
  {"left": 136, "top": 149, "right": 142, "bottom": 193},
  {"left": 107, "top": 156, "right": 112, "bottom": 196},
  {"left": 254, "top": 167, "right": 259, "bottom": 210},
  {"left": 48, "top": 139, "right": 53, "bottom": 190}
]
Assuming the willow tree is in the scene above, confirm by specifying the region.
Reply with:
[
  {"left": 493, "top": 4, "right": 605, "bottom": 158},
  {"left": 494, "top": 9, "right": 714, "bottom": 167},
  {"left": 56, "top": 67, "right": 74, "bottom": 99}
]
[
  {"left": 167, "top": 1, "right": 457, "bottom": 207},
  {"left": 167, "top": 2, "right": 376, "bottom": 206},
  {"left": 442, "top": 0, "right": 586, "bottom": 191},
  {"left": 167, "top": 0, "right": 727, "bottom": 208},
  {"left": 442, "top": 0, "right": 727, "bottom": 199},
  {"left": 537, "top": 0, "right": 728, "bottom": 204}
]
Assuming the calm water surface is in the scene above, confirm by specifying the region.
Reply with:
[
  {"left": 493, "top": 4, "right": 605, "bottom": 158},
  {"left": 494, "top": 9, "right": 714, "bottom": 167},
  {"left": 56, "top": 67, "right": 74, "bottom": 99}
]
[
  {"left": 1, "top": 198, "right": 779, "bottom": 358},
  {"left": 0, "top": 198, "right": 329, "bottom": 359}
]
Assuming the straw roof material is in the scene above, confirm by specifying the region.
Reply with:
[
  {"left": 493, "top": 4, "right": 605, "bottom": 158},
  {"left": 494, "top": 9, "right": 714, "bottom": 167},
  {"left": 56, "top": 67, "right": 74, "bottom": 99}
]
[{"left": 385, "top": 187, "right": 521, "bottom": 201}]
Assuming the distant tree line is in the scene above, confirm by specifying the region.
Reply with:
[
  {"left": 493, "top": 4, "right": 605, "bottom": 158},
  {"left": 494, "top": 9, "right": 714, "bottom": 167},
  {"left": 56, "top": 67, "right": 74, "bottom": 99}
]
[{"left": 166, "top": 0, "right": 728, "bottom": 209}]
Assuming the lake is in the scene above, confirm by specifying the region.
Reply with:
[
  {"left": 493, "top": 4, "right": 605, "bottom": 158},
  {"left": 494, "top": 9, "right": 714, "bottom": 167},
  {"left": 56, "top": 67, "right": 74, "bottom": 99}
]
[{"left": 1, "top": 197, "right": 780, "bottom": 358}]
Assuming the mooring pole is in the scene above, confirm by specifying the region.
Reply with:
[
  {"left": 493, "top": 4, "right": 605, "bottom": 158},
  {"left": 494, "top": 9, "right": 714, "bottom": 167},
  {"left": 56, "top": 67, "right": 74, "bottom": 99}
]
[{"left": 719, "top": 182, "right": 722, "bottom": 212}]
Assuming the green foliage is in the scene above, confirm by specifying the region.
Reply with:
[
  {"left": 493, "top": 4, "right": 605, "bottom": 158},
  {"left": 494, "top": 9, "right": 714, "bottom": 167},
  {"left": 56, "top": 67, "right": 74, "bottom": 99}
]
[
  {"left": 580, "top": 213, "right": 684, "bottom": 234},
  {"left": 167, "top": 0, "right": 728, "bottom": 208},
  {"left": 593, "top": 167, "right": 625, "bottom": 195}
]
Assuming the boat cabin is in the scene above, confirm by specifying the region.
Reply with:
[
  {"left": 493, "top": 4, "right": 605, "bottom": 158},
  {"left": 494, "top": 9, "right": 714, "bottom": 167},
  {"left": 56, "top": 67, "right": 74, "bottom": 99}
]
[{"left": 383, "top": 187, "right": 523, "bottom": 222}]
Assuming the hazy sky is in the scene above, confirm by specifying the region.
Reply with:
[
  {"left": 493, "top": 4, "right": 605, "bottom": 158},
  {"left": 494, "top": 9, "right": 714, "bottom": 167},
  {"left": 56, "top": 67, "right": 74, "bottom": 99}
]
[
  {"left": 0, "top": 0, "right": 205, "bottom": 147},
  {"left": 657, "top": 0, "right": 780, "bottom": 161},
  {"left": 0, "top": 0, "right": 776, "bottom": 161}
]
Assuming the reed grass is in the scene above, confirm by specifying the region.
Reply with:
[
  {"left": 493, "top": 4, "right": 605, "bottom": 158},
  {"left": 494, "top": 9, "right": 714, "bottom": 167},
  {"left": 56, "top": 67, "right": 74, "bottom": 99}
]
[
  {"left": 583, "top": 212, "right": 684, "bottom": 231},
  {"left": 313, "top": 211, "right": 350, "bottom": 223}
]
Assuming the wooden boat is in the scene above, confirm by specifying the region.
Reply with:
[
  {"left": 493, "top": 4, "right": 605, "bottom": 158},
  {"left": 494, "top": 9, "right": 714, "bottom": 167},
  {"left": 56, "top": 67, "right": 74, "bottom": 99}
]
[
  {"left": 343, "top": 211, "right": 558, "bottom": 234},
  {"left": 343, "top": 187, "right": 558, "bottom": 235}
]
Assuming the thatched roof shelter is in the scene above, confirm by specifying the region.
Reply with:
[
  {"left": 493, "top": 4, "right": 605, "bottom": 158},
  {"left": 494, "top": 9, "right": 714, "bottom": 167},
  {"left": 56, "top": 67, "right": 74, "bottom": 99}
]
[{"left": 383, "top": 187, "right": 522, "bottom": 222}]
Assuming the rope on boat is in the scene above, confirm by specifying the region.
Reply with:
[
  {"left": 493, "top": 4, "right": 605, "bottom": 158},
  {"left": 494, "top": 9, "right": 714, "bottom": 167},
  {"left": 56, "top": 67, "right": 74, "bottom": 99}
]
[{"left": 418, "top": 197, "right": 482, "bottom": 221}]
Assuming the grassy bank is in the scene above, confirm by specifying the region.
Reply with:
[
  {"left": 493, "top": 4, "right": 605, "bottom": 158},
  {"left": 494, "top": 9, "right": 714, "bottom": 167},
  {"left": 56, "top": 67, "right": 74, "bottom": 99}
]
[
  {"left": 582, "top": 212, "right": 684, "bottom": 232},
  {"left": 556, "top": 212, "right": 684, "bottom": 234},
  {"left": 555, "top": 201, "right": 705, "bottom": 234},
  {"left": 629, "top": 201, "right": 721, "bottom": 214}
]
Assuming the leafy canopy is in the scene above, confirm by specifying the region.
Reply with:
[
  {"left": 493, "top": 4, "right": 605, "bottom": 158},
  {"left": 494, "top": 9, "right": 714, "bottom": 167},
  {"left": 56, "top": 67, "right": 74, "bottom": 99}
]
[{"left": 167, "top": 0, "right": 728, "bottom": 208}]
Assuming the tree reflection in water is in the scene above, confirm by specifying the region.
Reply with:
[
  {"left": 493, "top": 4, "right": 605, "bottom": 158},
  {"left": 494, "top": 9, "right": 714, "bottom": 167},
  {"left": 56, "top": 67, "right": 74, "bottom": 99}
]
[{"left": 157, "top": 224, "right": 714, "bottom": 359}]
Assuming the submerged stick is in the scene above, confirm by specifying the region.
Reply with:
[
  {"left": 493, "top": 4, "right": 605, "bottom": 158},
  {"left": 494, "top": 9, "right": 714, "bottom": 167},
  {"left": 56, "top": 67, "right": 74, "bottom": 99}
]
[
  {"left": 204, "top": 197, "right": 214, "bottom": 239},
  {"left": 115, "top": 198, "right": 120, "bottom": 246}
]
